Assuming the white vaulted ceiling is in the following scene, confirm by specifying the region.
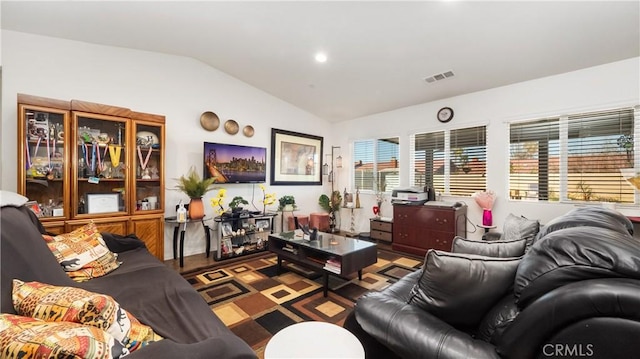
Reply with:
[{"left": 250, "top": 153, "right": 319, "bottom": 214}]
[{"left": 2, "top": 1, "right": 639, "bottom": 122}]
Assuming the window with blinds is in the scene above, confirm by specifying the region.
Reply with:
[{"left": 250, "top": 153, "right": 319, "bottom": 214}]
[
  {"left": 353, "top": 137, "right": 399, "bottom": 192},
  {"left": 410, "top": 125, "right": 486, "bottom": 196},
  {"left": 509, "top": 107, "right": 636, "bottom": 203}
]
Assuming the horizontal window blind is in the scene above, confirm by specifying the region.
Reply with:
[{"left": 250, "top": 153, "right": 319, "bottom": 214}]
[
  {"left": 449, "top": 126, "right": 487, "bottom": 196},
  {"left": 509, "top": 107, "right": 636, "bottom": 203},
  {"left": 566, "top": 109, "right": 635, "bottom": 202},
  {"left": 411, "top": 131, "right": 445, "bottom": 193},
  {"left": 354, "top": 137, "right": 399, "bottom": 192},
  {"left": 411, "top": 126, "right": 486, "bottom": 196},
  {"left": 509, "top": 118, "right": 560, "bottom": 201}
]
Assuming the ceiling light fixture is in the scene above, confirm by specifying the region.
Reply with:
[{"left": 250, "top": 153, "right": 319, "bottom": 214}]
[{"left": 315, "top": 52, "right": 328, "bottom": 63}]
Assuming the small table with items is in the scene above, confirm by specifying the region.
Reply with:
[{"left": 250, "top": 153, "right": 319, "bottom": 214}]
[
  {"left": 264, "top": 321, "right": 364, "bottom": 359},
  {"left": 268, "top": 231, "right": 377, "bottom": 297},
  {"left": 213, "top": 212, "right": 277, "bottom": 261},
  {"left": 477, "top": 224, "right": 497, "bottom": 234},
  {"left": 165, "top": 216, "right": 212, "bottom": 268}
]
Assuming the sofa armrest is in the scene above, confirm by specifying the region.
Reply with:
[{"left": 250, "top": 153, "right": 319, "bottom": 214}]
[
  {"left": 125, "top": 336, "right": 257, "bottom": 359},
  {"left": 497, "top": 278, "right": 640, "bottom": 359},
  {"left": 100, "top": 232, "right": 147, "bottom": 253},
  {"left": 355, "top": 292, "right": 500, "bottom": 359}
]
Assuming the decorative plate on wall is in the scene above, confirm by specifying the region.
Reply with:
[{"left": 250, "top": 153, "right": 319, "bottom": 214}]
[
  {"left": 243, "top": 125, "right": 255, "bottom": 137},
  {"left": 200, "top": 111, "right": 220, "bottom": 131},
  {"left": 224, "top": 119, "right": 239, "bottom": 135}
]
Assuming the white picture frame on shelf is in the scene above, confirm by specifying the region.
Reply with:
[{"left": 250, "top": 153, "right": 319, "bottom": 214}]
[
  {"left": 255, "top": 218, "right": 271, "bottom": 231},
  {"left": 221, "top": 222, "right": 233, "bottom": 237},
  {"left": 86, "top": 193, "right": 120, "bottom": 214},
  {"left": 221, "top": 238, "right": 232, "bottom": 255}
]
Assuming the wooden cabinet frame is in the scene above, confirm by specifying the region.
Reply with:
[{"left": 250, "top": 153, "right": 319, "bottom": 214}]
[{"left": 17, "top": 94, "right": 165, "bottom": 260}]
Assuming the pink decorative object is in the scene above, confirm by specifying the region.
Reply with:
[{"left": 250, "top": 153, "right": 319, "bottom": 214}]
[
  {"left": 482, "top": 209, "right": 493, "bottom": 226},
  {"left": 472, "top": 190, "right": 496, "bottom": 210}
]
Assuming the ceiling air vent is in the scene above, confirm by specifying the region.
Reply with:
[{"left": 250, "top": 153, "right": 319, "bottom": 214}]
[{"left": 424, "top": 70, "right": 455, "bottom": 84}]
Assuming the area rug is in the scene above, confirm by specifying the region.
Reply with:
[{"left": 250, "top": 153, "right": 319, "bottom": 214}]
[{"left": 181, "top": 249, "right": 423, "bottom": 358}]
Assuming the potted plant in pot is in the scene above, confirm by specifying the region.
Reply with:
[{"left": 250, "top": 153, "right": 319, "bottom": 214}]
[
  {"left": 278, "top": 195, "right": 297, "bottom": 211},
  {"left": 229, "top": 196, "right": 249, "bottom": 215},
  {"left": 175, "top": 166, "right": 216, "bottom": 219},
  {"left": 319, "top": 190, "right": 342, "bottom": 233}
]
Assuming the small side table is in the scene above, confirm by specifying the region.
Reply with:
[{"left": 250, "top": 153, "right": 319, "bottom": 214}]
[
  {"left": 165, "top": 216, "right": 211, "bottom": 268},
  {"left": 345, "top": 207, "right": 361, "bottom": 237},
  {"left": 477, "top": 224, "right": 497, "bottom": 234},
  {"left": 264, "top": 321, "right": 364, "bottom": 359}
]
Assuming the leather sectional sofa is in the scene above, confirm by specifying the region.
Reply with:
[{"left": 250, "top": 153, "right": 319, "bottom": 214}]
[
  {"left": 1, "top": 196, "right": 256, "bottom": 359},
  {"left": 344, "top": 206, "right": 640, "bottom": 359}
]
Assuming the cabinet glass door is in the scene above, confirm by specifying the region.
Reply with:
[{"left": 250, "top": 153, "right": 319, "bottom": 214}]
[
  {"left": 18, "top": 105, "right": 69, "bottom": 220},
  {"left": 73, "top": 112, "right": 129, "bottom": 217},
  {"left": 132, "top": 120, "right": 164, "bottom": 214}
]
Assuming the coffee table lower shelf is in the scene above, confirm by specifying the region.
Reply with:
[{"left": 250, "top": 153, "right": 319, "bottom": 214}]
[
  {"left": 268, "top": 232, "right": 378, "bottom": 297},
  {"left": 274, "top": 253, "right": 366, "bottom": 297}
]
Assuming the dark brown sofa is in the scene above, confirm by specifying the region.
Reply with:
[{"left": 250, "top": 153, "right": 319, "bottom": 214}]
[{"left": 1, "top": 201, "right": 256, "bottom": 359}]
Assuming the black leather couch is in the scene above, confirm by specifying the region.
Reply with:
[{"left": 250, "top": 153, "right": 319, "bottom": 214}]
[
  {"left": 1, "top": 198, "right": 256, "bottom": 359},
  {"left": 344, "top": 207, "right": 640, "bottom": 359}
]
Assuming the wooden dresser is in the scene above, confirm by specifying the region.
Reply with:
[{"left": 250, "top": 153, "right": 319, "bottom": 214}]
[{"left": 392, "top": 203, "right": 467, "bottom": 257}]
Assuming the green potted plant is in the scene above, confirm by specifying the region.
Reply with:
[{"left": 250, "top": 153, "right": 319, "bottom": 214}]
[
  {"left": 319, "top": 191, "right": 342, "bottom": 233},
  {"left": 278, "top": 195, "right": 297, "bottom": 211},
  {"left": 175, "top": 166, "right": 216, "bottom": 219},
  {"left": 229, "top": 196, "right": 249, "bottom": 212}
]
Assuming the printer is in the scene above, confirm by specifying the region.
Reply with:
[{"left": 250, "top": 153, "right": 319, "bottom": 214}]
[{"left": 391, "top": 187, "right": 430, "bottom": 204}]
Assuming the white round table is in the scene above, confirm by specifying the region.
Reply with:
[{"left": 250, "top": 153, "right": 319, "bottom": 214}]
[{"left": 264, "top": 321, "right": 365, "bottom": 359}]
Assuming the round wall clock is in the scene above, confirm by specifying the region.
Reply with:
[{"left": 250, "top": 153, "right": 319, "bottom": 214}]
[{"left": 437, "top": 107, "right": 454, "bottom": 123}]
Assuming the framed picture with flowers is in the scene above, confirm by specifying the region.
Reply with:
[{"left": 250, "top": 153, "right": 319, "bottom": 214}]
[{"left": 255, "top": 218, "right": 271, "bottom": 231}]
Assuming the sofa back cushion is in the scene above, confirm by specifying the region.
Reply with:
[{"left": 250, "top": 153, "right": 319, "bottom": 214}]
[
  {"left": 1, "top": 205, "right": 74, "bottom": 313},
  {"left": 452, "top": 236, "right": 526, "bottom": 257},
  {"left": 409, "top": 250, "right": 521, "bottom": 329},
  {"left": 515, "top": 225, "right": 640, "bottom": 308},
  {"left": 535, "top": 206, "right": 633, "bottom": 240}
]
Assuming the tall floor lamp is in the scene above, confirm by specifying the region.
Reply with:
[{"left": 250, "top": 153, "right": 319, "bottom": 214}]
[{"left": 323, "top": 146, "right": 342, "bottom": 193}]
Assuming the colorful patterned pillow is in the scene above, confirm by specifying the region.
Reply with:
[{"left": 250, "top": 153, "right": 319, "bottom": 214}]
[
  {"left": 12, "top": 280, "right": 161, "bottom": 352},
  {"left": 0, "top": 313, "right": 129, "bottom": 359},
  {"left": 43, "top": 222, "right": 121, "bottom": 281}
]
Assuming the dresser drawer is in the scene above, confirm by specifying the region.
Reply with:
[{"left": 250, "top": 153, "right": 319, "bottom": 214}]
[
  {"left": 371, "top": 229, "right": 392, "bottom": 242},
  {"left": 370, "top": 220, "right": 392, "bottom": 232}
]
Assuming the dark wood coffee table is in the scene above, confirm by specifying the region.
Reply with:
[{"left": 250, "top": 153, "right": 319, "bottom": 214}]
[{"left": 268, "top": 231, "right": 377, "bottom": 297}]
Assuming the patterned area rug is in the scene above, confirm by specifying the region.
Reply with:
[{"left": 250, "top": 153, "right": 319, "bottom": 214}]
[{"left": 181, "top": 249, "right": 422, "bottom": 358}]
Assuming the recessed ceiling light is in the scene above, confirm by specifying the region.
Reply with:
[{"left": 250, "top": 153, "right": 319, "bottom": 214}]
[{"left": 315, "top": 52, "right": 328, "bottom": 63}]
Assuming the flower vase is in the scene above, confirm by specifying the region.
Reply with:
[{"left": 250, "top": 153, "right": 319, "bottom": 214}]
[
  {"left": 188, "top": 197, "right": 205, "bottom": 220},
  {"left": 482, "top": 208, "right": 493, "bottom": 226}
]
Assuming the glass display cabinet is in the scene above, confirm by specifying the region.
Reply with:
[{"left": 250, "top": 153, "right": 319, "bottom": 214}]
[
  {"left": 72, "top": 112, "right": 130, "bottom": 218},
  {"left": 17, "top": 94, "right": 166, "bottom": 259},
  {"left": 17, "top": 97, "right": 71, "bottom": 233},
  {"left": 131, "top": 113, "right": 165, "bottom": 216}
]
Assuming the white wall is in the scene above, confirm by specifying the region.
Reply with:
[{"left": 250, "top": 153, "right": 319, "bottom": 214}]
[
  {"left": 1, "top": 31, "right": 334, "bottom": 258},
  {"left": 334, "top": 57, "right": 640, "bottom": 239},
  {"left": 3, "top": 31, "right": 639, "bottom": 255}
]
